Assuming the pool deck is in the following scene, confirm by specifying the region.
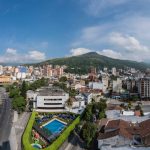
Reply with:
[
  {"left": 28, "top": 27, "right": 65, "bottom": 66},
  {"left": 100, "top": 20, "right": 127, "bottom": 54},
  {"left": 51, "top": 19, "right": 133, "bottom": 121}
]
[{"left": 42, "top": 118, "right": 67, "bottom": 127}]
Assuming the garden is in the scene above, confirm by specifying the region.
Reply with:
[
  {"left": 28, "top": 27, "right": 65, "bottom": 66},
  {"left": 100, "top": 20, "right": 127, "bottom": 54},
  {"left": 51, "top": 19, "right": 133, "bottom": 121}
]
[{"left": 22, "top": 111, "right": 80, "bottom": 150}]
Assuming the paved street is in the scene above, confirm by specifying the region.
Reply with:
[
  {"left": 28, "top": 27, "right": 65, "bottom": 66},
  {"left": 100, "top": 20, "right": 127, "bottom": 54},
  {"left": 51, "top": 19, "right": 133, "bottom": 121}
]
[
  {"left": 60, "top": 131, "right": 86, "bottom": 150},
  {"left": 0, "top": 87, "right": 13, "bottom": 150},
  {"left": 12, "top": 112, "right": 30, "bottom": 150}
]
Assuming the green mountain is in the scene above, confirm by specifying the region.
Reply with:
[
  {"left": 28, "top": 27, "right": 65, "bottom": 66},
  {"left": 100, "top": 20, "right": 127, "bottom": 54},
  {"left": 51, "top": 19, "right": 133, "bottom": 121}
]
[{"left": 35, "top": 52, "right": 149, "bottom": 74}]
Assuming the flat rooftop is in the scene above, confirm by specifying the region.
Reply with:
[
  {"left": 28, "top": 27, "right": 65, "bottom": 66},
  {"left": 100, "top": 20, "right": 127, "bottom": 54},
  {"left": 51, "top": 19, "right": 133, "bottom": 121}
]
[{"left": 37, "top": 86, "right": 66, "bottom": 96}]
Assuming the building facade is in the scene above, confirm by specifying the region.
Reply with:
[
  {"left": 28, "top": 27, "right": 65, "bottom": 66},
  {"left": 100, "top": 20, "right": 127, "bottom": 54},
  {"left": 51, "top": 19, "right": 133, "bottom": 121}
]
[
  {"left": 138, "top": 78, "right": 150, "bottom": 99},
  {"left": 32, "top": 87, "right": 69, "bottom": 110}
]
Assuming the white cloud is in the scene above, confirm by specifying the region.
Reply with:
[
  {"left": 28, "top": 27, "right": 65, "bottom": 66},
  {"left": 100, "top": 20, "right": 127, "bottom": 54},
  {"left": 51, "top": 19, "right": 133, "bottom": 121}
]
[
  {"left": 109, "top": 32, "right": 149, "bottom": 52},
  {"left": 69, "top": 46, "right": 150, "bottom": 62},
  {"left": 70, "top": 48, "right": 92, "bottom": 56},
  {"left": 0, "top": 49, "right": 46, "bottom": 63},
  {"left": 69, "top": 48, "right": 123, "bottom": 60},
  {"left": 97, "top": 49, "right": 122, "bottom": 59},
  {"left": 71, "top": 25, "right": 109, "bottom": 47},
  {"left": 6, "top": 48, "right": 17, "bottom": 55},
  {"left": 71, "top": 15, "right": 150, "bottom": 62},
  {"left": 81, "top": 0, "right": 129, "bottom": 17},
  {"left": 28, "top": 50, "right": 46, "bottom": 61}
]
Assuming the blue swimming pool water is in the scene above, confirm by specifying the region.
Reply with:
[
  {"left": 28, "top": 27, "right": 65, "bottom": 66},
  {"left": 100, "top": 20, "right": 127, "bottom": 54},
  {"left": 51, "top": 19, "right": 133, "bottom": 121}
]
[
  {"left": 44, "top": 119, "right": 66, "bottom": 134},
  {"left": 32, "top": 144, "right": 42, "bottom": 149}
]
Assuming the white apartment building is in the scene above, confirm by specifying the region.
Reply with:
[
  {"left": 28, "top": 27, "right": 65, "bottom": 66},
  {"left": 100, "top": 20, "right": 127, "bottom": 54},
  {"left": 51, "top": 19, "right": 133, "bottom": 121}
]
[
  {"left": 112, "top": 67, "right": 117, "bottom": 76},
  {"left": 27, "top": 86, "right": 69, "bottom": 110},
  {"left": 89, "top": 82, "right": 103, "bottom": 90},
  {"left": 0, "top": 65, "right": 3, "bottom": 75}
]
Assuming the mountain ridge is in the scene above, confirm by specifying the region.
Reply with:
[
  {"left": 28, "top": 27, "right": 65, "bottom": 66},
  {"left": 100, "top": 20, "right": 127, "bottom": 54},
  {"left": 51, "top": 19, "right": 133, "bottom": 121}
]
[{"left": 31, "top": 52, "right": 150, "bottom": 74}]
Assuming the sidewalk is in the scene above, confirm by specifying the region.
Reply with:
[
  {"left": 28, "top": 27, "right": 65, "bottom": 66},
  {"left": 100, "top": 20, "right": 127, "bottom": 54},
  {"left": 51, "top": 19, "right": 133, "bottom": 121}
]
[{"left": 9, "top": 111, "right": 31, "bottom": 150}]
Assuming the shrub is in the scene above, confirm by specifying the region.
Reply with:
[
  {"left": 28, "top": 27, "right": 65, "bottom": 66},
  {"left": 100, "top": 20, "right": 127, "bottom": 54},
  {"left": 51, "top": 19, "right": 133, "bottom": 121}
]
[{"left": 22, "top": 111, "right": 37, "bottom": 150}]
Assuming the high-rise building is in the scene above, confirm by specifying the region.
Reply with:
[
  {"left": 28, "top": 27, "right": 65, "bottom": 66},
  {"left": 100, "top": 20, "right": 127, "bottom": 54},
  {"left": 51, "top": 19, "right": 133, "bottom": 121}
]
[
  {"left": 103, "top": 67, "right": 108, "bottom": 72},
  {"left": 90, "top": 67, "right": 97, "bottom": 74},
  {"left": 112, "top": 67, "right": 117, "bottom": 76},
  {"left": 113, "top": 78, "right": 122, "bottom": 93},
  {"left": 102, "top": 76, "right": 109, "bottom": 92},
  {"left": 0, "top": 65, "right": 3, "bottom": 75},
  {"left": 138, "top": 78, "right": 150, "bottom": 99}
]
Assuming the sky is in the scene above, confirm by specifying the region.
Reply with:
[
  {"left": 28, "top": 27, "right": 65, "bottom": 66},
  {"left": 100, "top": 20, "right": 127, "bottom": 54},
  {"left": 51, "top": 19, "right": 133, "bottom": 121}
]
[{"left": 0, "top": 0, "right": 150, "bottom": 63}]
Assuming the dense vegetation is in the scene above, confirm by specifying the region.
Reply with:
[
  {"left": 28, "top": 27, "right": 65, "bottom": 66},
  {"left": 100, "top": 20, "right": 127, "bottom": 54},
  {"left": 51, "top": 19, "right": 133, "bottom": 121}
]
[
  {"left": 80, "top": 99, "right": 107, "bottom": 147},
  {"left": 8, "top": 81, "right": 27, "bottom": 113},
  {"left": 33, "top": 52, "right": 149, "bottom": 74},
  {"left": 7, "top": 78, "right": 49, "bottom": 113}
]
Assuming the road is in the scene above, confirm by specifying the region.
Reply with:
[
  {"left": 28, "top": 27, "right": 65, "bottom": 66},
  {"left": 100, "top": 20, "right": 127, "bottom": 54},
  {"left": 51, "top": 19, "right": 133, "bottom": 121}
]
[
  {"left": 0, "top": 87, "right": 13, "bottom": 150},
  {"left": 13, "top": 112, "right": 30, "bottom": 150},
  {"left": 60, "top": 131, "right": 86, "bottom": 150}
]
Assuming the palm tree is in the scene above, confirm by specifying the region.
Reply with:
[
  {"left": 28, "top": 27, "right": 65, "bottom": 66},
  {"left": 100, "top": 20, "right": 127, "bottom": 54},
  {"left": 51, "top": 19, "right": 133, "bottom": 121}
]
[{"left": 66, "top": 98, "right": 73, "bottom": 112}]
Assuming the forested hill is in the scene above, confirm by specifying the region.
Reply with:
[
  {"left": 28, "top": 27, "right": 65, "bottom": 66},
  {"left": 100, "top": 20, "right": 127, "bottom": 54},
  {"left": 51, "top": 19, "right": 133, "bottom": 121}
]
[{"left": 33, "top": 52, "right": 150, "bottom": 74}]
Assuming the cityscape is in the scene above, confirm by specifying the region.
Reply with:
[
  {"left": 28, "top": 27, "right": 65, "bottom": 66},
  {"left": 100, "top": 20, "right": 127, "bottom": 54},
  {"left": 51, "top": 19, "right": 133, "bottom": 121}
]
[{"left": 0, "top": 1, "right": 150, "bottom": 150}]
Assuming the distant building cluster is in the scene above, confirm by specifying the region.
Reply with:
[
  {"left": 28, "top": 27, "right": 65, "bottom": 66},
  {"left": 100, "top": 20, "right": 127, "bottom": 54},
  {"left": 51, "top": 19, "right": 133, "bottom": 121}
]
[
  {"left": 0, "top": 64, "right": 65, "bottom": 83},
  {"left": 1, "top": 64, "right": 150, "bottom": 101}
]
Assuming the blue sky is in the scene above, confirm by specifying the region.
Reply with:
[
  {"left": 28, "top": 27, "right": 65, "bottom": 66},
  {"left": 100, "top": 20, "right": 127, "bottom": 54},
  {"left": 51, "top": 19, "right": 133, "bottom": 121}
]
[{"left": 0, "top": 0, "right": 150, "bottom": 63}]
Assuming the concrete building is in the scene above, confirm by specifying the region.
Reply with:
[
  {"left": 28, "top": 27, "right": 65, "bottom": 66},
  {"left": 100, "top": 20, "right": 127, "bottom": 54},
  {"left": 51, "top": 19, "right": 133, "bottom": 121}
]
[
  {"left": 0, "top": 65, "right": 3, "bottom": 75},
  {"left": 0, "top": 75, "right": 11, "bottom": 83},
  {"left": 89, "top": 82, "right": 103, "bottom": 90},
  {"left": 138, "top": 78, "right": 150, "bottom": 99},
  {"left": 32, "top": 87, "right": 69, "bottom": 110},
  {"left": 71, "top": 97, "right": 85, "bottom": 109},
  {"left": 126, "top": 79, "right": 137, "bottom": 92},
  {"left": 81, "top": 93, "right": 93, "bottom": 104},
  {"left": 102, "top": 76, "right": 109, "bottom": 92},
  {"left": 112, "top": 67, "right": 117, "bottom": 76},
  {"left": 113, "top": 78, "right": 122, "bottom": 93}
]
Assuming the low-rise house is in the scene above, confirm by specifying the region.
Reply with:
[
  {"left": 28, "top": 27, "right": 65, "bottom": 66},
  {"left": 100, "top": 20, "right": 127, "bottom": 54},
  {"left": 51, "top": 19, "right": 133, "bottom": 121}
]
[
  {"left": 70, "top": 97, "right": 85, "bottom": 109},
  {"left": 97, "top": 119, "right": 150, "bottom": 149},
  {"left": 81, "top": 92, "right": 93, "bottom": 104},
  {"left": 74, "top": 83, "right": 86, "bottom": 90}
]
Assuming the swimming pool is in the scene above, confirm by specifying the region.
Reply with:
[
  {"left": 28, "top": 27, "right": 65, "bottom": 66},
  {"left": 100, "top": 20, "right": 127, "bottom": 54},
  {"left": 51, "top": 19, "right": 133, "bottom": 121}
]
[
  {"left": 31, "top": 143, "right": 42, "bottom": 149},
  {"left": 43, "top": 119, "right": 66, "bottom": 134}
]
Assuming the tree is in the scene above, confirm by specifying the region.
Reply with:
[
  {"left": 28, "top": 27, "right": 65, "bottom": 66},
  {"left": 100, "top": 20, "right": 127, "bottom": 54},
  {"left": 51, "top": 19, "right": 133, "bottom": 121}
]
[
  {"left": 59, "top": 76, "right": 67, "bottom": 82},
  {"left": 69, "top": 89, "right": 77, "bottom": 97},
  {"left": 128, "top": 101, "right": 132, "bottom": 109},
  {"left": 135, "top": 104, "right": 141, "bottom": 111},
  {"left": 98, "top": 111, "right": 106, "bottom": 120},
  {"left": 97, "top": 100, "right": 107, "bottom": 112},
  {"left": 28, "top": 78, "right": 49, "bottom": 91},
  {"left": 131, "top": 95, "right": 139, "bottom": 101},
  {"left": 20, "top": 81, "right": 28, "bottom": 98},
  {"left": 12, "top": 96, "right": 26, "bottom": 113},
  {"left": 82, "top": 122, "right": 97, "bottom": 147},
  {"left": 9, "top": 88, "right": 20, "bottom": 98},
  {"left": 65, "top": 98, "right": 73, "bottom": 112},
  {"left": 140, "top": 109, "right": 144, "bottom": 116},
  {"left": 84, "top": 105, "right": 93, "bottom": 121}
]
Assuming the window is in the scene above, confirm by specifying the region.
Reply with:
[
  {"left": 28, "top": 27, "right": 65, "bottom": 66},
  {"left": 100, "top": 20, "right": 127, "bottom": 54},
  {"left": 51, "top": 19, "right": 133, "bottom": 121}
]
[
  {"left": 44, "top": 99, "right": 62, "bottom": 101},
  {"left": 44, "top": 103, "right": 62, "bottom": 105}
]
